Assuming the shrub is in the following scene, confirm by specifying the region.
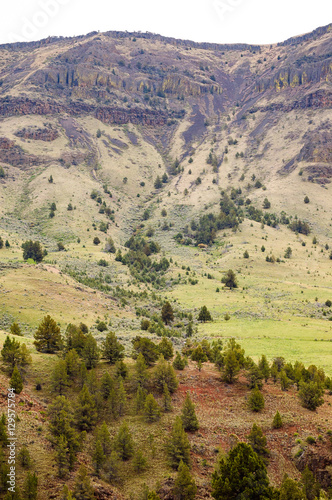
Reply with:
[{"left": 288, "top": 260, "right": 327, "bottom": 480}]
[
  {"left": 304, "top": 196, "right": 310, "bottom": 204},
  {"left": 272, "top": 411, "right": 283, "bottom": 429},
  {"left": 93, "top": 237, "right": 101, "bottom": 245},
  {"left": 22, "top": 240, "right": 45, "bottom": 262},
  {"left": 248, "top": 385, "right": 265, "bottom": 412}
]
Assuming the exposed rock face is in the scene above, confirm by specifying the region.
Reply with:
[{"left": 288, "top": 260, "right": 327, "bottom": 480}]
[
  {"left": 296, "top": 448, "right": 332, "bottom": 489},
  {"left": 14, "top": 127, "right": 59, "bottom": 141},
  {"left": 0, "top": 136, "right": 44, "bottom": 167}
]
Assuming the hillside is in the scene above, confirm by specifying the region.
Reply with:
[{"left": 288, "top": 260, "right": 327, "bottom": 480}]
[{"left": 0, "top": 23, "right": 331, "bottom": 500}]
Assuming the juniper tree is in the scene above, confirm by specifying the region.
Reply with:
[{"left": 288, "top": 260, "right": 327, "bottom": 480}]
[
  {"left": 23, "top": 472, "right": 38, "bottom": 500},
  {"left": 279, "top": 474, "right": 304, "bottom": 500},
  {"left": 191, "top": 345, "right": 208, "bottom": 371},
  {"left": 51, "top": 360, "right": 70, "bottom": 395},
  {"left": 134, "top": 353, "right": 149, "bottom": 389},
  {"left": 166, "top": 416, "right": 191, "bottom": 469},
  {"left": 258, "top": 355, "right": 270, "bottom": 382},
  {"left": 301, "top": 466, "right": 320, "bottom": 500},
  {"left": 82, "top": 333, "right": 99, "bottom": 369},
  {"left": 75, "top": 385, "right": 97, "bottom": 431},
  {"left": 102, "top": 331, "right": 125, "bottom": 364},
  {"left": 298, "top": 380, "right": 324, "bottom": 410},
  {"left": 153, "top": 356, "right": 178, "bottom": 393},
  {"left": 72, "top": 467, "right": 95, "bottom": 500},
  {"left": 92, "top": 440, "right": 106, "bottom": 476},
  {"left": 161, "top": 302, "right": 174, "bottom": 325},
  {"left": 10, "top": 323, "right": 22, "bottom": 336},
  {"left": 181, "top": 392, "right": 199, "bottom": 431},
  {"left": 117, "top": 379, "right": 127, "bottom": 417},
  {"left": 115, "top": 359, "right": 128, "bottom": 379},
  {"left": 272, "top": 411, "right": 283, "bottom": 429},
  {"left": 100, "top": 372, "right": 114, "bottom": 400},
  {"left": 56, "top": 434, "right": 70, "bottom": 478},
  {"left": 10, "top": 365, "right": 23, "bottom": 394},
  {"left": 64, "top": 349, "right": 81, "bottom": 381},
  {"left": 162, "top": 383, "right": 173, "bottom": 412},
  {"left": 173, "top": 352, "right": 186, "bottom": 370},
  {"left": 248, "top": 424, "right": 269, "bottom": 463},
  {"left": 114, "top": 423, "right": 134, "bottom": 460},
  {"left": 173, "top": 461, "right": 197, "bottom": 500},
  {"left": 18, "top": 446, "right": 31, "bottom": 468},
  {"left": 158, "top": 337, "right": 174, "bottom": 360},
  {"left": 197, "top": 305, "right": 212, "bottom": 322},
  {"left": 248, "top": 385, "right": 265, "bottom": 412},
  {"left": 133, "top": 450, "right": 148, "bottom": 473},
  {"left": 143, "top": 394, "right": 161, "bottom": 422},
  {"left": 135, "top": 385, "right": 147, "bottom": 412},
  {"left": 96, "top": 422, "right": 112, "bottom": 456},
  {"left": 104, "top": 451, "right": 121, "bottom": 483}
]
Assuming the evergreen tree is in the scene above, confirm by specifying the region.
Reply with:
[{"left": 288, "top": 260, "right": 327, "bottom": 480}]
[
  {"left": 248, "top": 385, "right": 265, "bottom": 412},
  {"left": 10, "top": 365, "right": 23, "bottom": 394},
  {"left": 181, "top": 392, "right": 199, "bottom": 431},
  {"left": 166, "top": 416, "right": 191, "bottom": 469},
  {"left": 161, "top": 302, "right": 174, "bottom": 325},
  {"left": 0, "top": 416, "right": 7, "bottom": 447},
  {"left": 92, "top": 440, "right": 106, "bottom": 476},
  {"left": 34, "top": 315, "right": 62, "bottom": 353},
  {"left": 222, "top": 349, "right": 240, "bottom": 384},
  {"left": 211, "top": 443, "right": 273, "bottom": 500},
  {"left": 162, "top": 383, "right": 173, "bottom": 412},
  {"left": 153, "top": 356, "right": 178, "bottom": 393},
  {"left": 117, "top": 379, "right": 127, "bottom": 417},
  {"left": 22, "top": 240, "right": 44, "bottom": 263},
  {"left": 134, "top": 353, "right": 149, "bottom": 389},
  {"left": 246, "top": 361, "right": 264, "bottom": 389},
  {"left": 104, "top": 451, "right": 121, "bottom": 482},
  {"left": 191, "top": 345, "right": 208, "bottom": 371},
  {"left": 135, "top": 385, "right": 147, "bottom": 412},
  {"left": 301, "top": 466, "right": 320, "bottom": 500},
  {"left": 82, "top": 333, "right": 100, "bottom": 369},
  {"left": 10, "top": 323, "right": 22, "bottom": 336},
  {"left": 173, "top": 460, "right": 197, "bottom": 500},
  {"left": 298, "top": 381, "right": 324, "bottom": 410},
  {"left": 143, "top": 394, "right": 161, "bottom": 422},
  {"left": 158, "top": 337, "right": 174, "bottom": 360},
  {"left": 258, "top": 355, "right": 270, "bottom": 382},
  {"left": 272, "top": 411, "right": 283, "bottom": 429},
  {"left": 18, "top": 445, "right": 31, "bottom": 468},
  {"left": 96, "top": 422, "right": 112, "bottom": 456},
  {"left": 64, "top": 324, "right": 87, "bottom": 356},
  {"left": 72, "top": 467, "right": 95, "bottom": 500},
  {"left": 197, "top": 305, "right": 212, "bottom": 322},
  {"left": 280, "top": 370, "right": 291, "bottom": 391},
  {"left": 221, "top": 269, "right": 238, "bottom": 289},
  {"left": 75, "top": 384, "right": 97, "bottom": 431},
  {"left": 102, "top": 331, "right": 125, "bottom": 364},
  {"left": 51, "top": 360, "right": 70, "bottom": 395},
  {"left": 132, "top": 336, "right": 159, "bottom": 366},
  {"left": 154, "top": 176, "right": 162, "bottom": 189},
  {"left": 23, "top": 472, "right": 38, "bottom": 500},
  {"left": 173, "top": 352, "right": 186, "bottom": 370},
  {"left": 248, "top": 424, "right": 269, "bottom": 463},
  {"left": 56, "top": 435, "right": 70, "bottom": 478},
  {"left": 279, "top": 474, "right": 304, "bottom": 500},
  {"left": 100, "top": 372, "right": 114, "bottom": 400},
  {"left": 64, "top": 349, "right": 81, "bottom": 381},
  {"left": 114, "top": 423, "right": 134, "bottom": 460},
  {"left": 115, "top": 359, "right": 128, "bottom": 379},
  {"left": 1, "top": 336, "right": 31, "bottom": 373},
  {"left": 133, "top": 450, "right": 148, "bottom": 473}
]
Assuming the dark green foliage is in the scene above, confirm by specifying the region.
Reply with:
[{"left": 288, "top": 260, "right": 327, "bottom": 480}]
[
  {"left": 102, "top": 331, "right": 125, "bottom": 364},
  {"left": 289, "top": 219, "right": 310, "bottom": 235},
  {"left": 51, "top": 360, "right": 70, "bottom": 395},
  {"left": 211, "top": 443, "right": 273, "bottom": 500},
  {"left": 161, "top": 302, "right": 174, "bottom": 325},
  {"left": 221, "top": 339, "right": 245, "bottom": 384},
  {"left": 10, "top": 365, "right": 23, "bottom": 394},
  {"left": 1, "top": 336, "right": 31, "bottom": 372},
  {"left": 158, "top": 337, "right": 174, "bottom": 360},
  {"left": 173, "top": 461, "right": 197, "bottom": 500},
  {"left": 279, "top": 474, "right": 304, "bottom": 500},
  {"left": 248, "top": 385, "right": 265, "bottom": 412},
  {"left": 93, "top": 237, "right": 100, "bottom": 245},
  {"left": 280, "top": 370, "right": 291, "bottom": 391},
  {"left": 0, "top": 416, "right": 8, "bottom": 446},
  {"left": 115, "top": 359, "right": 128, "bottom": 379},
  {"left": 263, "top": 198, "right": 271, "bottom": 209},
  {"left": 72, "top": 467, "right": 95, "bottom": 499},
  {"left": 135, "top": 385, "right": 147, "bottom": 412},
  {"left": 34, "top": 315, "right": 62, "bottom": 353},
  {"left": 181, "top": 392, "right": 199, "bottom": 431},
  {"left": 82, "top": 333, "right": 100, "bottom": 369},
  {"left": 154, "top": 176, "right": 162, "bottom": 189},
  {"left": 304, "top": 196, "right": 310, "bottom": 204},
  {"left": 191, "top": 345, "right": 208, "bottom": 371},
  {"left": 246, "top": 361, "right": 264, "bottom": 389},
  {"left": 298, "top": 381, "right": 324, "bottom": 410},
  {"left": 243, "top": 250, "right": 249, "bottom": 258},
  {"left": 197, "top": 305, "right": 212, "bottom": 322},
  {"left": 132, "top": 336, "right": 159, "bottom": 366},
  {"left": 105, "top": 237, "right": 116, "bottom": 253},
  {"left": 0, "top": 166, "right": 5, "bottom": 178},
  {"left": 96, "top": 321, "right": 107, "bottom": 332},
  {"left": 104, "top": 451, "right": 121, "bottom": 483},
  {"left": 64, "top": 349, "right": 81, "bottom": 381},
  {"left": 121, "top": 236, "right": 168, "bottom": 285},
  {"left": 272, "top": 411, "right": 283, "bottom": 429},
  {"left": 173, "top": 352, "right": 186, "bottom": 370},
  {"left": 22, "top": 240, "right": 44, "bottom": 262},
  {"left": 75, "top": 385, "right": 97, "bottom": 431},
  {"left": 96, "top": 422, "right": 112, "bottom": 456},
  {"left": 92, "top": 440, "right": 106, "bottom": 476},
  {"left": 144, "top": 394, "right": 161, "bottom": 422},
  {"left": 114, "top": 423, "right": 134, "bottom": 460},
  {"left": 0, "top": 238, "right": 3, "bottom": 249},
  {"left": 221, "top": 269, "right": 238, "bottom": 289},
  {"left": 162, "top": 383, "right": 173, "bottom": 412},
  {"left": 166, "top": 416, "right": 191, "bottom": 469},
  {"left": 64, "top": 324, "right": 87, "bottom": 356},
  {"left": 23, "top": 472, "right": 38, "bottom": 500},
  {"left": 258, "top": 355, "right": 270, "bottom": 382},
  {"left": 153, "top": 356, "right": 179, "bottom": 393},
  {"left": 248, "top": 424, "right": 269, "bottom": 462},
  {"left": 10, "top": 323, "right": 22, "bottom": 336}
]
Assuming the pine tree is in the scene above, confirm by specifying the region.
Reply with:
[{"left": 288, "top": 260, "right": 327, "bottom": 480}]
[
  {"left": 82, "top": 333, "right": 99, "bottom": 369},
  {"left": 212, "top": 443, "right": 272, "bottom": 500},
  {"left": 104, "top": 451, "right": 121, "bottom": 482},
  {"left": 173, "top": 460, "right": 197, "bottom": 500},
  {"left": 166, "top": 416, "right": 191, "bottom": 469},
  {"left": 56, "top": 435, "right": 70, "bottom": 478},
  {"left": 114, "top": 423, "right": 134, "bottom": 460},
  {"left": 51, "top": 360, "right": 70, "bottom": 395},
  {"left": 191, "top": 345, "right": 208, "bottom": 371},
  {"left": 173, "top": 352, "right": 186, "bottom": 370},
  {"left": 134, "top": 353, "right": 149, "bottom": 389},
  {"left": 10, "top": 365, "right": 23, "bottom": 394},
  {"left": 301, "top": 466, "right": 320, "bottom": 500},
  {"left": 298, "top": 381, "right": 324, "bottom": 410},
  {"left": 144, "top": 394, "right": 161, "bottom": 422},
  {"left": 280, "top": 370, "right": 290, "bottom": 391},
  {"left": 248, "top": 424, "right": 269, "bottom": 463},
  {"left": 75, "top": 385, "right": 97, "bottom": 431},
  {"left": 197, "top": 305, "right": 212, "bottom": 322},
  {"left": 222, "top": 349, "right": 240, "bottom": 384},
  {"left": 117, "top": 379, "right": 127, "bottom": 417},
  {"left": 248, "top": 385, "right": 265, "bottom": 412},
  {"left": 102, "top": 331, "right": 125, "bottom": 364},
  {"left": 246, "top": 361, "right": 264, "bottom": 389},
  {"left": 153, "top": 356, "right": 178, "bottom": 393},
  {"left": 64, "top": 349, "right": 81, "bottom": 381},
  {"left": 115, "top": 359, "right": 128, "bottom": 379},
  {"left": 181, "top": 392, "right": 199, "bottom": 431},
  {"left": 23, "top": 472, "right": 38, "bottom": 500},
  {"left": 92, "top": 440, "right": 106, "bottom": 476},
  {"left": 133, "top": 450, "right": 148, "bottom": 473},
  {"left": 158, "top": 337, "right": 174, "bottom": 360},
  {"left": 161, "top": 302, "right": 174, "bottom": 325},
  {"left": 162, "top": 383, "right": 173, "bottom": 412},
  {"left": 18, "top": 445, "right": 31, "bottom": 468},
  {"left": 96, "top": 422, "right": 112, "bottom": 456},
  {"left": 0, "top": 415, "right": 8, "bottom": 446},
  {"left": 72, "top": 467, "right": 95, "bottom": 500},
  {"left": 10, "top": 323, "right": 22, "bottom": 336},
  {"left": 279, "top": 474, "right": 304, "bottom": 500},
  {"left": 135, "top": 385, "right": 147, "bottom": 412},
  {"left": 1, "top": 336, "right": 24, "bottom": 371},
  {"left": 100, "top": 372, "right": 114, "bottom": 400},
  {"left": 272, "top": 411, "right": 283, "bottom": 429},
  {"left": 258, "top": 355, "right": 270, "bottom": 382},
  {"left": 34, "top": 315, "right": 62, "bottom": 353}
]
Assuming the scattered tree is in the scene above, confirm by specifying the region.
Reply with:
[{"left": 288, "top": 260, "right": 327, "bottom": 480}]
[
  {"left": 181, "top": 392, "right": 199, "bottom": 431},
  {"left": 272, "top": 411, "right": 283, "bottom": 429},
  {"left": 298, "top": 381, "right": 324, "bottom": 410},
  {"left": 10, "top": 365, "right": 23, "bottom": 394},
  {"left": 114, "top": 423, "right": 134, "bottom": 460},
  {"left": 221, "top": 269, "right": 238, "bottom": 289},
  {"left": 166, "top": 416, "right": 191, "bottom": 469},
  {"left": 248, "top": 424, "right": 269, "bottom": 463},
  {"left": 143, "top": 394, "right": 161, "bottom": 422},
  {"left": 248, "top": 385, "right": 265, "bottom": 412},
  {"left": 161, "top": 302, "right": 174, "bottom": 325},
  {"left": 197, "top": 305, "right": 212, "bottom": 323},
  {"left": 102, "top": 332, "right": 125, "bottom": 364},
  {"left": 34, "top": 315, "right": 62, "bottom": 353},
  {"left": 22, "top": 240, "right": 44, "bottom": 263},
  {"left": 173, "top": 461, "right": 197, "bottom": 500}
]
